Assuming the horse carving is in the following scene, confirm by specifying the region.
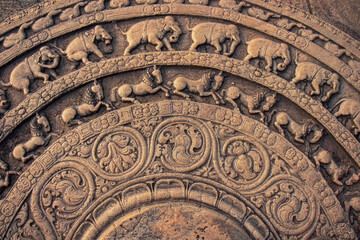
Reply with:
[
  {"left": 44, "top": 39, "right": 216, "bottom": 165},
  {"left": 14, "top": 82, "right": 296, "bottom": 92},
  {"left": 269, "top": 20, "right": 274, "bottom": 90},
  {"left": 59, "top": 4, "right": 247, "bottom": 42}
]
[
  {"left": 60, "top": 80, "right": 112, "bottom": 126},
  {"left": 269, "top": 111, "right": 323, "bottom": 144},
  {"left": 170, "top": 71, "right": 225, "bottom": 104},
  {"left": 222, "top": 85, "right": 277, "bottom": 122},
  {"left": 11, "top": 114, "right": 58, "bottom": 163},
  {"left": 110, "top": 66, "right": 170, "bottom": 104}
]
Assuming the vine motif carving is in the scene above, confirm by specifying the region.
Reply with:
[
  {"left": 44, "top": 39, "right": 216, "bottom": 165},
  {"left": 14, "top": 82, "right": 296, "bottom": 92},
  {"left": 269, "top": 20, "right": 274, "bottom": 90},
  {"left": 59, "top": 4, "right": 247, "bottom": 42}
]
[
  {"left": 154, "top": 117, "right": 212, "bottom": 172},
  {"left": 251, "top": 178, "right": 318, "bottom": 237},
  {"left": 39, "top": 168, "right": 93, "bottom": 237},
  {"left": 131, "top": 116, "right": 162, "bottom": 138},
  {"left": 215, "top": 135, "right": 271, "bottom": 190},
  {"left": 95, "top": 132, "right": 138, "bottom": 174},
  {"left": 92, "top": 127, "right": 146, "bottom": 177}
]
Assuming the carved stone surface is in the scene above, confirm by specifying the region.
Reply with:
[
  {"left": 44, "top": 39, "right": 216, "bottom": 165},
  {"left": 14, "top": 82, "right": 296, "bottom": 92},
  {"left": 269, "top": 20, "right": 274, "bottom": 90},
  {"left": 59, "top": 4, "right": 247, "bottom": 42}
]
[{"left": 0, "top": 1, "right": 359, "bottom": 239}]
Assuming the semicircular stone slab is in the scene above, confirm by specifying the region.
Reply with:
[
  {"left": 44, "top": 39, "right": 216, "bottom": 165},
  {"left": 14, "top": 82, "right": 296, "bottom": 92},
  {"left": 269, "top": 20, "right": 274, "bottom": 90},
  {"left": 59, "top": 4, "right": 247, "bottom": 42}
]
[{"left": 0, "top": 1, "right": 360, "bottom": 239}]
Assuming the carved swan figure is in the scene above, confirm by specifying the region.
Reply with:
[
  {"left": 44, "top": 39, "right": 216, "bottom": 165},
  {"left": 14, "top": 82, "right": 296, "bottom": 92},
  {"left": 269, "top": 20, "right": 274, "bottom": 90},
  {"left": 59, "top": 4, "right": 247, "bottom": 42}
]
[
  {"left": 59, "top": 2, "right": 87, "bottom": 21},
  {"left": 32, "top": 9, "right": 61, "bottom": 32},
  {"left": 0, "top": 21, "right": 33, "bottom": 48},
  {"left": 84, "top": 0, "right": 106, "bottom": 13}
]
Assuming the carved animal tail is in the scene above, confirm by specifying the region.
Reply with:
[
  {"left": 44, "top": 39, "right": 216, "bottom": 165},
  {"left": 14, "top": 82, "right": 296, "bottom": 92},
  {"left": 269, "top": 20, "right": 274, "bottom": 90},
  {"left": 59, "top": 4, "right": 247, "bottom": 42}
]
[
  {"left": 184, "top": 19, "right": 193, "bottom": 32},
  {"left": 329, "top": 98, "right": 347, "bottom": 113},
  {"left": 51, "top": 43, "right": 67, "bottom": 56},
  {"left": 267, "top": 109, "right": 277, "bottom": 125},
  {"left": 294, "top": 51, "right": 301, "bottom": 65},
  {"left": 0, "top": 79, "right": 12, "bottom": 87},
  {"left": 0, "top": 36, "right": 4, "bottom": 42},
  {"left": 20, "top": 20, "right": 34, "bottom": 31},
  {"left": 56, "top": 114, "right": 65, "bottom": 126},
  {"left": 110, "top": 87, "right": 119, "bottom": 103}
]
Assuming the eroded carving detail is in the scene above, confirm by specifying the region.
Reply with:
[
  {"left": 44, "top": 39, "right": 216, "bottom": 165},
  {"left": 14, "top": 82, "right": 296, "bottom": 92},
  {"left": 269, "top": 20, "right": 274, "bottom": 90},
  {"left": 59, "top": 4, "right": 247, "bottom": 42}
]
[
  {"left": 0, "top": 89, "right": 10, "bottom": 117},
  {"left": 0, "top": 46, "right": 60, "bottom": 95},
  {"left": 188, "top": 22, "right": 241, "bottom": 56},
  {"left": 0, "top": 21, "right": 33, "bottom": 49},
  {"left": 55, "top": 25, "right": 112, "bottom": 67},
  {"left": 11, "top": 113, "right": 58, "bottom": 162},
  {"left": 31, "top": 9, "right": 61, "bottom": 33},
  {"left": 122, "top": 16, "right": 182, "bottom": 55},
  {"left": 110, "top": 65, "right": 170, "bottom": 104},
  {"left": 292, "top": 53, "right": 340, "bottom": 103},
  {"left": 60, "top": 80, "right": 112, "bottom": 126},
  {"left": 170, "top": 70, "right": 224, "bottom": 104},
  {"left": 244, "top": 38, "right": 291, "bottom": 74},
  {"left": 154, "top": 117, "right": 211, "bottom": 172},
  {"left": 222, "top": 85, "right": 277, "bottom": 122}
]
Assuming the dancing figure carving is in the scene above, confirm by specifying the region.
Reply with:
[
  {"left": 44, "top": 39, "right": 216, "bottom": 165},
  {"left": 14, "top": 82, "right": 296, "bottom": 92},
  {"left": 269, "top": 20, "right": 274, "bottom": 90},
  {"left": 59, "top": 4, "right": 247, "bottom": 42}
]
[
  {"left": 170, "top": 71, "right": 224, "bottom": 104},
  {"left": 60, "top": 80, "right": 111, "bottom": 126},
  {"left": 222, "top": 86, "right": 277, "bottom": 122},
  {"left": 0, "top": 46, "right": 60, "bottom": 95},
  {"left": 110, "top": 66, "right": 170, "bottom": 104},
  {"left": 11, "top": 114, "right": 58, "bottom": 162},
  {"left": 244, "top": 38, "right": 291, "bottom": 74},
  {"left": 122, "top": 17, "right": 182, "bottom": 55},
  {"left": 188, "top": 22, "right": 241, "bottom": 56}
]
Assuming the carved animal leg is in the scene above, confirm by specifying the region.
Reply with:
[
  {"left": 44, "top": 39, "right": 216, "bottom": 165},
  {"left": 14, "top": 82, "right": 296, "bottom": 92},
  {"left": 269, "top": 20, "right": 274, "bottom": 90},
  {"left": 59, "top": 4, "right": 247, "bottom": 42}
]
[
  {"left": 43, "top": 133, "right": 58, "bottom": 146},
  {"left": 291, "top": 74, "right": 306, "bottom": 84},
  {"left": 243, "top": 54, "right": 255, "bottom": 63},
  {"left": 67, "top": 119, "right": 84, "bottom": 126},
  {"left": 124, "top": 43, "right": 138, "bottom": 56},
  {"left": 162, "top": 38, "right": 174, "bottom": 51},
  {"left": 264, "top": 56, "right": 273, "bottom": 72},
  {"left": 173, "top": 89, "right": 191, "bottom": 100},
  {"left": 211, "top": 41, "right": 222, "bottom": 54},
  {"left": 226, "top": 97, "right": 240, "bottom": 113},
  {"left": 294, "top": 134, "right": 305, "bottom": 143},
  {"left": 249, "top": 108, "right": 265, "bottom": 122},
  {"left": 149, "top": 37, "right": 165, "bottom": 51},
  {"left": 353, "top": 117, "right": 360, "bottom": 135},
  {"left": 100, "top": 101, "right": 113, "bottom": 110},
  {"left": 274, "top": 122, "right": 285, "bottom": 136},
  {"left": 21, "top": 154, "right": 37, "bottom": 163},
  {"left": 310, "top": 81, "right": 321, "bottom": 96},
  {"left": 121, "top": 96, "right": 140, "bottom": 104},
  {"left": 35, "top": 72, "right": 50, "bottom": 83},
  {"left": 214, "top": 91, "right": 225, "bottom": 104}
]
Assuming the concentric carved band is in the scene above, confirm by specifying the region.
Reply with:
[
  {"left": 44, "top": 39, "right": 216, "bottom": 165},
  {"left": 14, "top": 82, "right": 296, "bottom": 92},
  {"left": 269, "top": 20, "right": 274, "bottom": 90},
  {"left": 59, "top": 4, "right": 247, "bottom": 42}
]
[
  {"left": 0, "top": 4, "right": 358, "bottom": 92},
  {"left": 30, "top": 161, "right": 95, "bottom": 240},
  {"left": 1, "top": 52, "right": 359, "bottom": 168},
  {"left": 0, "top": 101, "right": 351, "bottom": 239}
]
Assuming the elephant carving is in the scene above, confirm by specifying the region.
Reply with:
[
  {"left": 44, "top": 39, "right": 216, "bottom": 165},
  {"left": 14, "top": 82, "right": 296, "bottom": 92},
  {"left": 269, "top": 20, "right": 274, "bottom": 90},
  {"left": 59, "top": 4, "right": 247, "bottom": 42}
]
[
  {"left": 55, "top": 25, "right": 112, "bottom": 66},
  {"left": 244, "top": 38, "right": 291, "bottom": 74},
  {"left": 331, "top": 98, "right": 360, "bottom": 135},
  {"left": 188, "top": 22, "right": 241, "bottom": 56},
  {"left": 291, "top": 54, "right": 340, "bottom": 103},
  {"left": 0, "top": 46, "right": 60, "bottom": 95},
  {"left": 122, "top": 16, "right": 182, "bottom": 55}
]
